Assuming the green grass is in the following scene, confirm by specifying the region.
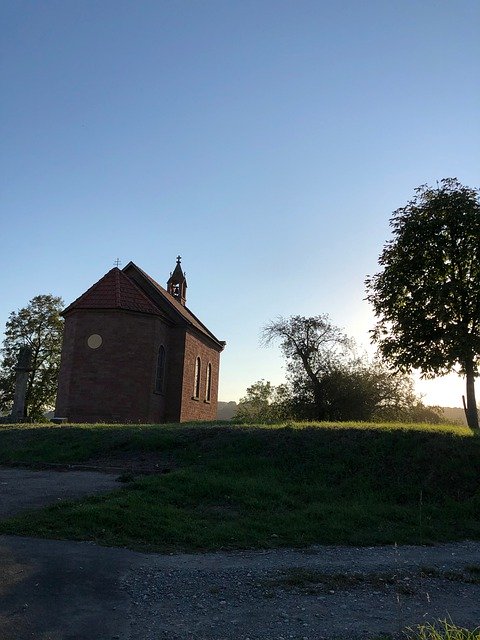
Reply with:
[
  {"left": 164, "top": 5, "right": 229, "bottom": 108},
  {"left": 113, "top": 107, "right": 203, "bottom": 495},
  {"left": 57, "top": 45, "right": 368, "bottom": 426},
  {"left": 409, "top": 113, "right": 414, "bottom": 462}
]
[
  {"left": 0, "top": 421, "right": 479, "bottom": 551},
  {"left": 406, "top": 621, "right": 480, "bottom": 640}
]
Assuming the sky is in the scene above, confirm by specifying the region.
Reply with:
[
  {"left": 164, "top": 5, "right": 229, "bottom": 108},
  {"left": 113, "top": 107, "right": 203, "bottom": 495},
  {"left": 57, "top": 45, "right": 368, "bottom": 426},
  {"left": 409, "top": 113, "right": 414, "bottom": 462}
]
[{"left": 1, "top": 0, "right": 479, "bottom": 407}]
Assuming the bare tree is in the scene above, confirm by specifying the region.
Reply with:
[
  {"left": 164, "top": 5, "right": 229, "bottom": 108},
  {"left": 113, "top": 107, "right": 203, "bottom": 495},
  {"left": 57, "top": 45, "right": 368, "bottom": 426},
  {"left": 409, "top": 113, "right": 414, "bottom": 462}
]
[
  {"left": 262, "top": 315, "right": 352, "bottom": 416},
  {"left": 262, "top": 315, "right": 440, "bottom": 422}
]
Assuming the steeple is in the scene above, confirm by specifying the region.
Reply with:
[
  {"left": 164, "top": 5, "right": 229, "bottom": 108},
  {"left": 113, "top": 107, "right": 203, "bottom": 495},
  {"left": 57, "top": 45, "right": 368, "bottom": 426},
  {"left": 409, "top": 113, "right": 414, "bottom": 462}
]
[{"left": 167, "top": 255, "right": 187, "bottom": 306}]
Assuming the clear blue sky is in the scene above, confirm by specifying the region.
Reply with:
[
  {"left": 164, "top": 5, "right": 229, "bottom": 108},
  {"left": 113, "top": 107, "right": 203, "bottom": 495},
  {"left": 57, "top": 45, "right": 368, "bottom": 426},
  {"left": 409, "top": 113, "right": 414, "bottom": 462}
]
[{"left": 1, "top": 0, "right": 479, "bottom": 405}]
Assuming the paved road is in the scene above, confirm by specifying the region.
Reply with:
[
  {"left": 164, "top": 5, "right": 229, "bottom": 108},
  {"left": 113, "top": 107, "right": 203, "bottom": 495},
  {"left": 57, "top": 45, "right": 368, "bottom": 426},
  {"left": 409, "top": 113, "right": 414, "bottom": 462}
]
[{"left": 0, "top": 535, "right": 136, "bottom": 639}]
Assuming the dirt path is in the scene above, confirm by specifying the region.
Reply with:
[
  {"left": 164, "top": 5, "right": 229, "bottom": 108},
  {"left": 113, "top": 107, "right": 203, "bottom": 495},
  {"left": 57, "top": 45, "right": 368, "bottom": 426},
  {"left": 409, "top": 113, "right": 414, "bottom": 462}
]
[
  {"left": 1, "top": 536, "right": 479, "bottom": 640},
  {"left": 0, "top": 467, "right": 119, "bottom": 518},
  {"left": 0, "top": 467, "right": 478, "bottom": 638}
]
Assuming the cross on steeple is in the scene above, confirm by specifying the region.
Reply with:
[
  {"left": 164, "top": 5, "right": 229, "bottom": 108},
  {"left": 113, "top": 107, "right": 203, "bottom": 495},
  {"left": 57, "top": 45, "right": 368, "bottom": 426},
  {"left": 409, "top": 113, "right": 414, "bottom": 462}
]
[
  {"left": 167, "top": 256, "right": 187, "bottom": 305},
  {"left": 114, "top": 258, "right": 122, "bottom": 268}
]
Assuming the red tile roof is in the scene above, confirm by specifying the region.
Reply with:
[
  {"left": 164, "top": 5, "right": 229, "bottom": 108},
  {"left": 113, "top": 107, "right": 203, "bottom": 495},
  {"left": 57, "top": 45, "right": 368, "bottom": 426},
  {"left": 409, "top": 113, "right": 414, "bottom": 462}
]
[
  {"left": 63, "top": 263, "right": 225, "bottom": 350},
  {"left": 63, "top": 268, "right": 162, "bottom": 316}
]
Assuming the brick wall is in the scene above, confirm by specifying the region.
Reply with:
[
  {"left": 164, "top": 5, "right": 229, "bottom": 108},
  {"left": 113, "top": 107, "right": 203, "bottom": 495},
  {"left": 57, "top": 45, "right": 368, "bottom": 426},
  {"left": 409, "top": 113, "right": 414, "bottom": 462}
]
[
  {"left": 55, "top": 309, "right": 171, "bottom": 423},
  {"left": 55, "top": 309, "right": 223, "bottom": 424},
  {"left": 163, "top": 327, "right": 186, "bottom": 422},
  {"left": 179, "top": 331, "right": 221, "bottom": 422}
]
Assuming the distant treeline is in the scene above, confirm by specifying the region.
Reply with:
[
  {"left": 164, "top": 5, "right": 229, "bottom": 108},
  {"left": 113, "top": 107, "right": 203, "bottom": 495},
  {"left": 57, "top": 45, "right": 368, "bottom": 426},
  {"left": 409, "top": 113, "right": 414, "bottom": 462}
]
[
  {"left": 217, "top": 401, "right": 467, "bottom": 425},
  {"left": 441, "top": 407, "right": 468, "bottom": 426},
  {"left": 217, "top": 401, "right": 237, "bottom": 420}
]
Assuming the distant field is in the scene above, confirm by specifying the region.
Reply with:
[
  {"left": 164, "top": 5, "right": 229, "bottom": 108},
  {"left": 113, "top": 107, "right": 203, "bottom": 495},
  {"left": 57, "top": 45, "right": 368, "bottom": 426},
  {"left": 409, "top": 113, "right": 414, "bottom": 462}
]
[
  {"left": 441, "top": 406, "right": 468, "bottom": 426},
  {"left": 0, "top": 421, "right": 478, "bottom": 551}
]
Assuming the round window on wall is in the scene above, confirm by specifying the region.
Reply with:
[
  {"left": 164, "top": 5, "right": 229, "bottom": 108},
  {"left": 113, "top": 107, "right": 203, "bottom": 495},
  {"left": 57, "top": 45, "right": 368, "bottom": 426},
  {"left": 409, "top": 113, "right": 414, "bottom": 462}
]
[{"left": 87, "top": 334, "right": 102, "bottom": 349}]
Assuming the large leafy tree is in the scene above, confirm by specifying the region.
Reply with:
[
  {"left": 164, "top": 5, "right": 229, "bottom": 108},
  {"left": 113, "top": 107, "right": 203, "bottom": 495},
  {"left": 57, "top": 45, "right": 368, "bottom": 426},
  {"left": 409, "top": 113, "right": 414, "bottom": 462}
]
[
  {"left": 0, "top": 294, "right": 64, "bottom": 420},
  {"left": 366, "top": 178, "right": 480, "bottom": 430}
]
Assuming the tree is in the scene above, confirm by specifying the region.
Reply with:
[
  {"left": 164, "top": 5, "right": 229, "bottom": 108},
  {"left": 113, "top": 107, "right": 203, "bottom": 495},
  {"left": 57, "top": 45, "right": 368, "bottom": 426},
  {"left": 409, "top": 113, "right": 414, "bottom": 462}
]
[
  {"left": 365, "top": 178, "right": 480, "bottom": 430},
  {"left": 300, "top": 357, "right": 418, "bottom": 422},
  {"left": 315, "top": 358, "right": 442, "bottom": 423},
  {"left": 262, "top": 315, "right": 352, "bottom": 417},
  {"left": 262, "top": 315, "right": 435, "bottom": 422},
  {"left": 0, "top": 294, "right": 64, "bottom": 420},
  {"left": 236, "top": 379, "right": 291, "bottom": 422}
]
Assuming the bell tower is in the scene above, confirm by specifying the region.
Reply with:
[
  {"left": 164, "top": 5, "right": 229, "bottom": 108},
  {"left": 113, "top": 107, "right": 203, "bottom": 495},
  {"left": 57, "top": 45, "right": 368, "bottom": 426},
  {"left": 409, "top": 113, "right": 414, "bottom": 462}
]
[{"left": 167, "top": 256, "right": 187, "bottom": 306}]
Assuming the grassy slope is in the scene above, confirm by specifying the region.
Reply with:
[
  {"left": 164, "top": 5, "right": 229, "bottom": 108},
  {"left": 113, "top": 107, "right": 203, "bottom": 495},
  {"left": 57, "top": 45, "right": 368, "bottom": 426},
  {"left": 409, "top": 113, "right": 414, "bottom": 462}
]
[{"left": 0, "top": 421, "right": 479, "bottom": 551}]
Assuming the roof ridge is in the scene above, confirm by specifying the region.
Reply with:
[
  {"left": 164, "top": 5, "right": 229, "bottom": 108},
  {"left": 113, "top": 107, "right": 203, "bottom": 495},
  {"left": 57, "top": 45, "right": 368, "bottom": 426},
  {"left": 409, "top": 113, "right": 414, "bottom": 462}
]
[
  {"left": 182, "top": 304, "right": 222, "bottom": 343},
  {"left": 123, "top": 262, "right": 225, "bottom": 349},
  {"left": 115, "top": 267, "right": 162, "bottom": 312},
  {"left": 114, "top": 268, "right": 121, "bottom": 306},
  {"left": 63, "top": 267, "right": 162, "bottom": 316}
]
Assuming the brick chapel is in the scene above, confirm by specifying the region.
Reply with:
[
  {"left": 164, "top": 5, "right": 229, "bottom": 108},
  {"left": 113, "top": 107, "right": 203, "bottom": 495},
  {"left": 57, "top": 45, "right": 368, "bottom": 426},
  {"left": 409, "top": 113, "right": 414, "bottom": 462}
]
[{"left": 55, "top": 258, "right": 225, "bottom": 423}]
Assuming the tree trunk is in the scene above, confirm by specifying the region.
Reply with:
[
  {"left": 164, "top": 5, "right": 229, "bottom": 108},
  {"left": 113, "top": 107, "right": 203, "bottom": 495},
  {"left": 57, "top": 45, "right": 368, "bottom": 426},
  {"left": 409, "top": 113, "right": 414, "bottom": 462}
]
[
  {"left": 299, "top": 355, "right": 325, "bottom": 418},
  {"left": 465, "top": 358, "right": 479, "bottom": 431}
]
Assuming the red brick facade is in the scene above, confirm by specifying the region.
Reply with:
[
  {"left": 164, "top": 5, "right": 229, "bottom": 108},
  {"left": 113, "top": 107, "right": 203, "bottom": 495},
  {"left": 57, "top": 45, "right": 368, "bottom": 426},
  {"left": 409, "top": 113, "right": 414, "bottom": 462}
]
[
  {"left": 55, "top": 261, "right": 225, "bottom": 423},
  {"left": 179, "top": 332, "right": 221, "bottom": 422}
]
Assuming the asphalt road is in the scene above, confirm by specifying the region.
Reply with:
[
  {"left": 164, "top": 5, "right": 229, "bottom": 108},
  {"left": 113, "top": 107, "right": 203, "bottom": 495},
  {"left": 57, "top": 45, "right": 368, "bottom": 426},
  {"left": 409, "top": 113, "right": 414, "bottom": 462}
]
[{"left": 0, "top": 535, "right": 136, "bottom": 639}]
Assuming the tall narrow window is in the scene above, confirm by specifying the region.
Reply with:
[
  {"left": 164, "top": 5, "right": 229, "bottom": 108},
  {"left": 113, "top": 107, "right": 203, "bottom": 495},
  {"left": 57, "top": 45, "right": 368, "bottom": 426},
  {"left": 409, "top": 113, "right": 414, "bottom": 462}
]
[
  {"left": 205, "top": 363, "right": 212, "bottom": 402},
  {"left": 155, "top": 346, "right": 166, "bottom": 393},
  {"left": 193, "top": 356, "right": 201, "bottom": 399}
]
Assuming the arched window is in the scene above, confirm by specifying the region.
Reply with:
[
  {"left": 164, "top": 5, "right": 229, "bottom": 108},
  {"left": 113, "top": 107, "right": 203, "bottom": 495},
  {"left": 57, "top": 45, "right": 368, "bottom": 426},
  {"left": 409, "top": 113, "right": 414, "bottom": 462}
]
[
  {"left": 193, "top": 356, "right": 201, "bottom": 399},
  {"left": 205, "top": 363, "right": 212, "bottom": 402},
  {"left": 155, "top": 345, "right": 166, "bottom": 394}
]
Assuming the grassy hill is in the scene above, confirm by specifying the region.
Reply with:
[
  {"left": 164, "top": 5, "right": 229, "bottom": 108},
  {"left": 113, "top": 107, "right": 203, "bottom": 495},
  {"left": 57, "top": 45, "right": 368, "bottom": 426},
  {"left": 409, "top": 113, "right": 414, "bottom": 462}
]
[{"left": 0, "top": 421, "right": 478, "bottom": 551}]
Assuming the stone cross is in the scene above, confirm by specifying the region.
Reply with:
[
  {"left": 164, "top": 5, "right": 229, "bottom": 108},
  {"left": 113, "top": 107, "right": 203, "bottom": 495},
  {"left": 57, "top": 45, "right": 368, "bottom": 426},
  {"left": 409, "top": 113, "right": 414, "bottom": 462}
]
[{"left": 10, "top": 346, "right": 33, "bottom": 421}]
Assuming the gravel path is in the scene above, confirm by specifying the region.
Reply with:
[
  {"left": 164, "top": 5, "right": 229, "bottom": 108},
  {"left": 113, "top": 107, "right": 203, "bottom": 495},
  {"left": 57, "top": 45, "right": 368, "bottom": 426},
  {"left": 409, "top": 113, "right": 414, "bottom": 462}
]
[
  {"left": 1, "top": 536, "right": 479, "bottom": 639},
  {"left": 0, "top": 466, "right": 479, "bottom": 638},
  {"left": 124, "top": 542, "right": 480, "bottom": 639}
]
